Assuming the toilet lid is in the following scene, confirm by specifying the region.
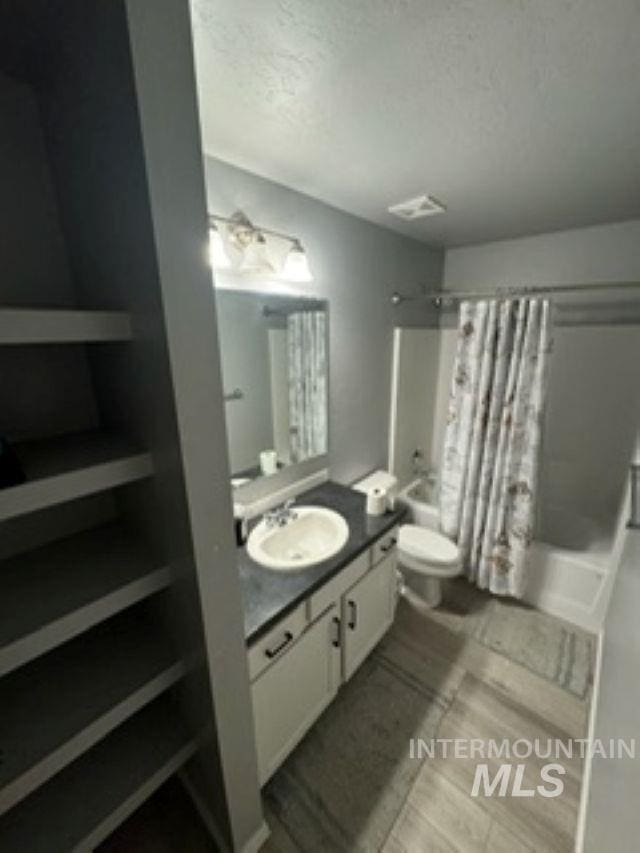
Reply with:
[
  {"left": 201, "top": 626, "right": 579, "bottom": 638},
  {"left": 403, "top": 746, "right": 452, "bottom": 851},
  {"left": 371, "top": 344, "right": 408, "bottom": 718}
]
[{"left": 398, "top": 524, "right": 460, "bottom": 567}]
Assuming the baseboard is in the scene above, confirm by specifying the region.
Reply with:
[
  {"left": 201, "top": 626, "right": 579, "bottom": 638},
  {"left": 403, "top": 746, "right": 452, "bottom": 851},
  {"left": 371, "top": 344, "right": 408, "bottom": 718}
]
[
  {"left": 179, "top": 770, "right": 270, "bottom": 853},
  {"left": 241, "top": 820, "right": 270, "bottom": 853},
  {"left": 574, "top": 626, "right": 604, "bottom": 852}
]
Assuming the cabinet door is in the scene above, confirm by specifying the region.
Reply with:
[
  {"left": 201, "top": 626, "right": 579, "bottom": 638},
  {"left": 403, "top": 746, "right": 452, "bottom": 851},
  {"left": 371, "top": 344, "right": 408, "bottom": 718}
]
[
  {"left": 251, "top": 604, "right": 341, "bottom": 785},
  {"left": 343, "top": 552, "right": 397, "bottom": 681}
]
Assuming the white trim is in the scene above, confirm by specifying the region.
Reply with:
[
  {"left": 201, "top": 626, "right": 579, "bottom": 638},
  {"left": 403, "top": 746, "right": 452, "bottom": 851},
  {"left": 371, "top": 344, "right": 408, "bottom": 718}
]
[
  {"left": 574, "top": 627, "right": 604, "bottom": 852},
  {"left": 388, "top": 328, "right": 401, "bottom": 475},
  {"left": 241, "top": 821, "right": 271, "bottom": 853}
]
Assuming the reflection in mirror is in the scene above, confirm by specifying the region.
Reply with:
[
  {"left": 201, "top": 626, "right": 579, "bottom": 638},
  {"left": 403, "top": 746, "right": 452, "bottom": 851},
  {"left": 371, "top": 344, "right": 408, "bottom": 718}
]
[{"left": 215, "top": 290, "right": 328, "bottom": 488}]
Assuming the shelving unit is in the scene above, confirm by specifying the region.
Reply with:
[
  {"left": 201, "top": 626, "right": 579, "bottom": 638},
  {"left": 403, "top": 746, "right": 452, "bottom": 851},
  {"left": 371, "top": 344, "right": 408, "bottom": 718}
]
[
  {"left": 0, "top": 308, "right": 132, "bottom": 344},
  {"left": 0, "top": 431, "right": 153, "bottom": 521},
  {"left": 0, "top": 609, "right": 185, "bottom": 814},
  {"left": 0, "top": 3, "right": 231, "bottom": 846},
  {"left": 0, "top": 695, "right": 199, "bottom": 853},
  {"left": 0, "top": 522, "right": 171, "bottom": 677}
]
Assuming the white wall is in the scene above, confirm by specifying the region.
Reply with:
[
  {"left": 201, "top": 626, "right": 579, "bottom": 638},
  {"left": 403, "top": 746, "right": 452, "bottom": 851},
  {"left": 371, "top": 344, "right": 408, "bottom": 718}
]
[
  {"left": 389, "top": 328, "right": 441, "bottom": 487},
  {"left": 438, "top": 220, "right": 640, "bottom": 547},
  {"left": 204, "top": 156, "right": 443, "bottom": 484},
  {"left": 444, "top": 219, "right": 640, "bottom": 289}
]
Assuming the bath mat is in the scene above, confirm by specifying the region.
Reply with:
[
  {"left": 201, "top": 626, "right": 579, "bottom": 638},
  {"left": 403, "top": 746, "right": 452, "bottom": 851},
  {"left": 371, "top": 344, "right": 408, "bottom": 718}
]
[
  {"left": 471, "top": 597, "right": 595, "bottom": 699},
  {"left": 263, "top": 633, "right": 452, "bottom": 853}
]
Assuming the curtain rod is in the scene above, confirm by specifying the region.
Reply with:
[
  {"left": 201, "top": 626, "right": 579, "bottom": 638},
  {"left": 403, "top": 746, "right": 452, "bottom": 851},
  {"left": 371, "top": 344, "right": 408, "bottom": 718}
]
[{"left": 391, "top": 280, "right": 640, "bottom": 308}]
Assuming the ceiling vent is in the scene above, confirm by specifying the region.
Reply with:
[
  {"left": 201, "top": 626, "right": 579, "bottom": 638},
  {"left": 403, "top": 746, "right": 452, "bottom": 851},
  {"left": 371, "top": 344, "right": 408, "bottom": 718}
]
[{"left": 388, "top": 194, "right": 446, "bottom": 219}]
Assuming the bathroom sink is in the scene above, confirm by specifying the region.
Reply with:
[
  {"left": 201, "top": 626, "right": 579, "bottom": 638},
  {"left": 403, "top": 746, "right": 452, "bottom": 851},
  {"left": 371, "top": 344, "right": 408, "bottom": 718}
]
[{"left": 247, "top": 506, "right": 349, "bottom": 571}]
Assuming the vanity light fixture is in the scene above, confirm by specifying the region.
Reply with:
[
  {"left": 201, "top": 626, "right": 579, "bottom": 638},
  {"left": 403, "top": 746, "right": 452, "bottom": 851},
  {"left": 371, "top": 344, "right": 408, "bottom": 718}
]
[
  {"left": 281, "top": 239, "right": 313, "bottom": 282},
  {"left": 208, "top": 210, "right": 313, "bottom": 282},
  {"left": 208, "top": 223, "right": 232, "bottom": 269},
  {"left": 240, "top": 232, "right": 275, "bottom": 275}
]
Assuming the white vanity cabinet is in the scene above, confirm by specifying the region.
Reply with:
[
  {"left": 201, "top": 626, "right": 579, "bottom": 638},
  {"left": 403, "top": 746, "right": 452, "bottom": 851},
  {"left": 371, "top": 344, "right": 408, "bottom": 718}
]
[
  {"left": 342, "top": 551, "right": 397, "bottom": 681},
  {"left": 248, "top": 526, "right": 398, "bottom": 784},
  {"left": 251, "top": 604, "right": 341, "bottom": 785}
]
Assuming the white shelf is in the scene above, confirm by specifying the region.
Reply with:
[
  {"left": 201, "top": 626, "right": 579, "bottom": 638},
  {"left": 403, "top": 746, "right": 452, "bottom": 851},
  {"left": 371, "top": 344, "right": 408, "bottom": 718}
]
[
  {"left": 0, "top": 695, "right": 199, "bottom": 852},
  {"left": 0, "top": 431, "right": 153, "bottom": 521},
  {"left": 0, "top": 610, "right": 185, "bottom": 815},
  {"left": 0, "top": 522, "right": 171, "bottom": 677},
  {"left": 0, "top": 308, "right": 132, "bottom": 344}
]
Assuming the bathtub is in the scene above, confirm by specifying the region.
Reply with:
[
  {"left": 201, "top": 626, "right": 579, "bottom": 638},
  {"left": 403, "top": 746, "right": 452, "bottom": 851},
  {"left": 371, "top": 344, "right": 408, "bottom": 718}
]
[{"left": 398, "top": 478, "right": 610, "bottom": 631}]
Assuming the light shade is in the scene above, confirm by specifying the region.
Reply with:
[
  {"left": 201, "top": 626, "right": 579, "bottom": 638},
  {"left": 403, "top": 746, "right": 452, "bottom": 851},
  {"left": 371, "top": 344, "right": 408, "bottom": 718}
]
[
  {"left": 282, "top": 240, "right": 313, "bottom": 282},
  {"left": 240, "top": 233, "right": 275, "bottom": 275},
  {"left": 209, "top": 226, "right": 232, "bottom": 269}
]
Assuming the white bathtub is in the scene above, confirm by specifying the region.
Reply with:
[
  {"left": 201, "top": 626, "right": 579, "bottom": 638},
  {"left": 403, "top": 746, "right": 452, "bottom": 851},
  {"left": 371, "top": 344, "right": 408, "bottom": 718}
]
[
  {"left": 398, "top": 478, "right": 610, "bottom": 631},
  {"left": 398, "top": 478, "right": 440, "bottom": 529}
]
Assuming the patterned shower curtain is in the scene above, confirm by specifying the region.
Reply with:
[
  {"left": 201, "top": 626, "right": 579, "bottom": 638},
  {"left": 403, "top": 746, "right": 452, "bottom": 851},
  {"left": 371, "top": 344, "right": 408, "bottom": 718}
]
[
  {"left": 287, "top": 310, "right": 328, "bottom": 462},
  {"left": 440, "top": 299, "right": 552, "bottom": 598}
]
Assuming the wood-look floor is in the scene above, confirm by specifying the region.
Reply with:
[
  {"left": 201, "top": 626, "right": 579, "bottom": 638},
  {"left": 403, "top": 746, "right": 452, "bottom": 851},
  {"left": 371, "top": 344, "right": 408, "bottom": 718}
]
[{"left": 382, "top": 588, "right": 591, "bottom": 853}]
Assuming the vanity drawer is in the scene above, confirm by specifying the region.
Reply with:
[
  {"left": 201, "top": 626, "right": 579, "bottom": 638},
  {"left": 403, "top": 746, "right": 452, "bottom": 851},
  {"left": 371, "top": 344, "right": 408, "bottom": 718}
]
[
  {"left": 306, "top": 550, "right": 369, "bottom": 622},
  {"left": 248, "top": 603, "right": 308, "bottom": 682},
  {"left": 371, "top": 526, "right": 399, "bottom": 567}
]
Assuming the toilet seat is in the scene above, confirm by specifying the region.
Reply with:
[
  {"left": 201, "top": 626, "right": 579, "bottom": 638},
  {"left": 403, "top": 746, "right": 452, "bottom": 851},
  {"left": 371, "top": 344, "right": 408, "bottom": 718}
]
[{"left": 398, "top": 525, "right": 460, "bottom": 571}]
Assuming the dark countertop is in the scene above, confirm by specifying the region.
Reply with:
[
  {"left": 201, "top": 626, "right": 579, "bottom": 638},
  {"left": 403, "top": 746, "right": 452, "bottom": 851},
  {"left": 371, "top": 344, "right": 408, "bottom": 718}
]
[{"left": 238, "top": 480, "right": 406, "bottom": 644}]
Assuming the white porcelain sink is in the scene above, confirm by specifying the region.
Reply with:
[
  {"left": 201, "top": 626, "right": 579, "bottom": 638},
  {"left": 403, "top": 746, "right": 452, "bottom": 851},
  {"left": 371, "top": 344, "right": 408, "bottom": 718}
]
[{"left": 247, "top": 506, "right": 349, "bottom": 571}]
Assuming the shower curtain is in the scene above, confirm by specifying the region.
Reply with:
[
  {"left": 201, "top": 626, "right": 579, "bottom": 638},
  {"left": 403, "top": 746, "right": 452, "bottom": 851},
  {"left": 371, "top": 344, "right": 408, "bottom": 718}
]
[
  {"left": 287, "top": 310, "right": 328, "bottom": 462},
  {"left": 440, "top": 299, "right": 552, "bottom": 597}
]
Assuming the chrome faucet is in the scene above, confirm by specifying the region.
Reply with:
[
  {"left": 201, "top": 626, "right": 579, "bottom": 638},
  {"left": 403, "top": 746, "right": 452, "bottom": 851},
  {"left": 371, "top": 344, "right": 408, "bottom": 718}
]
[{"left": 264, "top": 499, "right": 298, "bottom": 528}]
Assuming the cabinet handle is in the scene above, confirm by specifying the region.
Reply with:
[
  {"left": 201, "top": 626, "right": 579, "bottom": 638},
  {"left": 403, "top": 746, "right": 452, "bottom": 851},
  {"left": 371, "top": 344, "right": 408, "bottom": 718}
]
[
  {"left": 380, "top": 537, "right": 397, "bottom": 554},
  {"left": 265, "top": 631, "right": 293, "bottom": 659},
  {"left": 347, "top": 600, "right": 358, "bottom": 630},
  {"left": 332, "top": 616, "right": 341, "bottom": 648}
]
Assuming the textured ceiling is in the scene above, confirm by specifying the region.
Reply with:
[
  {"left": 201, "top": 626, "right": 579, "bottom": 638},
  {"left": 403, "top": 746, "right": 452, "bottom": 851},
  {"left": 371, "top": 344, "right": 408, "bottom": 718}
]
[{"left": 191, "top": 0, "right": 640, "bottom": 248}]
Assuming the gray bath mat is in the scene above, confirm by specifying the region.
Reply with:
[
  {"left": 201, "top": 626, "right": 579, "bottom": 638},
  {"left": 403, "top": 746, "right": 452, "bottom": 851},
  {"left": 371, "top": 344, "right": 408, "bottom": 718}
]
[
  {"left": 470, "top": 597, "right": 595, "bottom": 699},
  {"left": 263, "top": 633, "right": 451, "bottom": 853}
]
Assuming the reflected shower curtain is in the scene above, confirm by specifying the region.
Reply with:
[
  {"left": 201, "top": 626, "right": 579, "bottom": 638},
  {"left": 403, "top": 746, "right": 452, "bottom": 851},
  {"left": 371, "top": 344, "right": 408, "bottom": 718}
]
[
  {"left": 287, "top": 311, "right": 328, "bottom": 462},
  {"left": 440, "top": 299, "right": 552, "bottom": 597}
]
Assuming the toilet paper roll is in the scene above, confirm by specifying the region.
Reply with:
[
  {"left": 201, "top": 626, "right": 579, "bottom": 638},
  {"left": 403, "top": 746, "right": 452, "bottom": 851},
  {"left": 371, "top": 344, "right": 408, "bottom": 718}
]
[{"left": 366, "top": 486, "right": 387, "bottom": 516}]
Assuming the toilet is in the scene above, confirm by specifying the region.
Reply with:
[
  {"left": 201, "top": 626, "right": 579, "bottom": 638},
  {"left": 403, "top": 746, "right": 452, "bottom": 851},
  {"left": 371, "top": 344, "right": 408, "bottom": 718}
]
[
  {"left": 353, "top": 469, "right": 461, "bottom": 609},
  {"left": 397, "top": 524, "right": 461, "bottom": 608}
]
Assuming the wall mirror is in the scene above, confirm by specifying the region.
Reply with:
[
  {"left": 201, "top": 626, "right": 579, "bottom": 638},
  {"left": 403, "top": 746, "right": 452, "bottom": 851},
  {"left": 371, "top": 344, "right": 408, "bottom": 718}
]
[{"left": 215, "top": 289, "right": 329, "bottom": 492}]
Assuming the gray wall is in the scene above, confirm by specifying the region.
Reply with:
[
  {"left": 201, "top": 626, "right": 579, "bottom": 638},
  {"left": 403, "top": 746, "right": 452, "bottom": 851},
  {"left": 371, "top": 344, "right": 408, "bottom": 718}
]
[
  {"left": 204, "top": 156, "right": 444, "bottom": 485},
  {"left": 0, "top": 70, "right": 99, "bottom": 444},
  {"left": 216, "top": 292, "right": 274, "bottom": 474},
  {"left": 0, "top": 70, "right": 73, "bottom": 308},
  {"left": 440, "top": 220, "right": 640, "bottom": 546}
]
